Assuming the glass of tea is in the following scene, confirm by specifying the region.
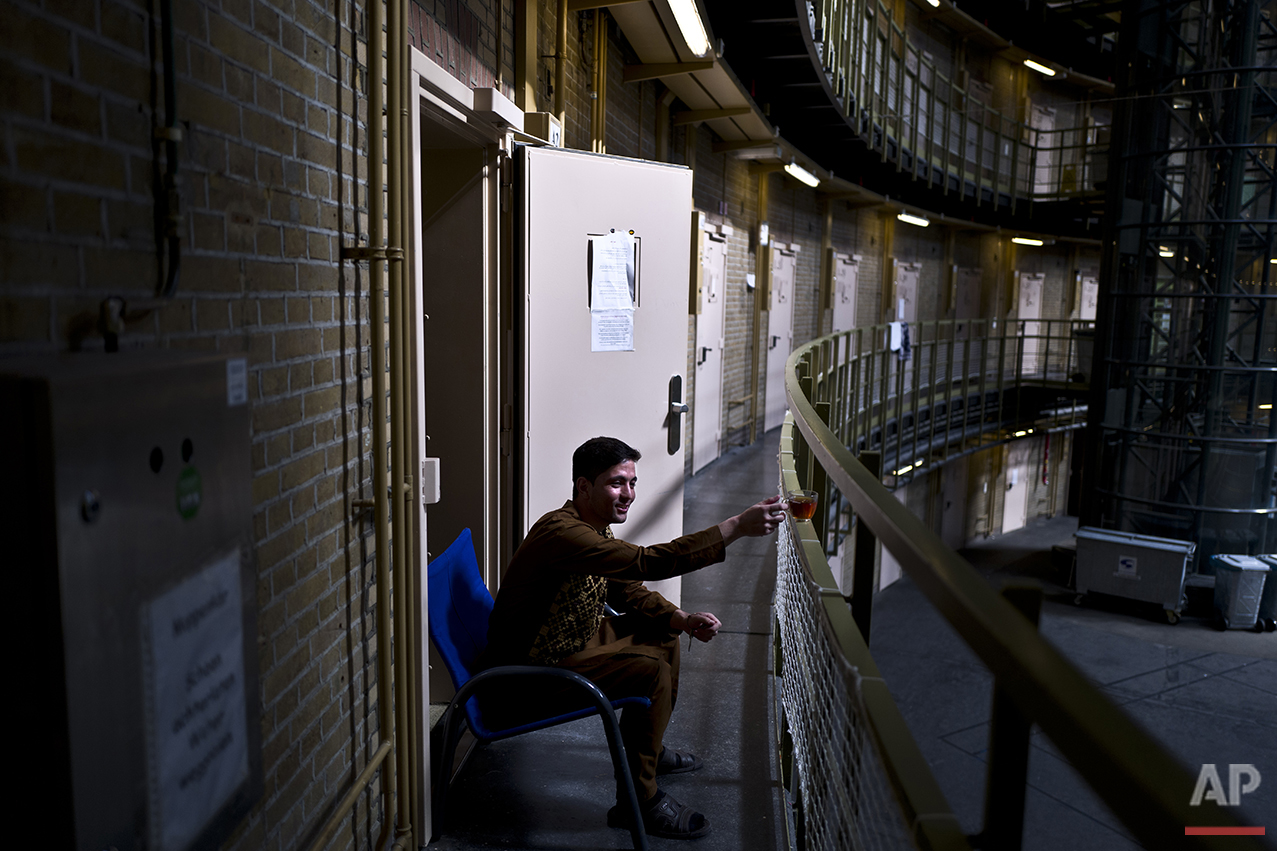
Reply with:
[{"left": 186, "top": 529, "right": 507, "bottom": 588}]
[{"left": 786, "top": 489, "right": 818, "bottom": 521}]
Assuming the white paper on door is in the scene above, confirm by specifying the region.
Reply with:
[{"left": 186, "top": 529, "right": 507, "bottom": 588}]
[{"left": 589, "top": 230, "right": 636, "bottom": 351}]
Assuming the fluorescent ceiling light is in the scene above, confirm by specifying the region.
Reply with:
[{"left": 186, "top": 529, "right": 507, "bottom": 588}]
[
  {"left": 897, "top": 211, "right": 930, "bottom": 228},
  {"left": 668, "top": 0, "right": 710, "bottom": 57},
  {"left": 1159, "top": 247, "right": 1175, "bottom": 257},
  {"left": 1023, "top": 59, "right": 1056, "bottom": 77},
  {"left": 1259, "top": 403, "right": 1272, "bottom": 410},
  {"left": 926, "top": 0, "right": 940, "bottom": 6},
  {"left": 894, "top": 464, "right": 914, "bottom": 475},
  {"left": 784, "top": 161, "right": 820, "bottom": 187},
  {"left": 1270, "top": 258, "right": 1276, "bottom": 264},
  {"left": 1012, "top": 236, "right": 1044, "bottom": 246}
]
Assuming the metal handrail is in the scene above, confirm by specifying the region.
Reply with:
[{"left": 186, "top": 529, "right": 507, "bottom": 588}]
[{"left": 781, "top": 327, "right": 1267, "bottom": 849}]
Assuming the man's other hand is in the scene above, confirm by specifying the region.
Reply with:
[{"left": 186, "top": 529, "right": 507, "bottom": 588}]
[
  {"left": 718, "top": 495, "right": 786, "bottom": 544},
  {"left": 672, "top": 609, "right": 721, "bottom": 642}
]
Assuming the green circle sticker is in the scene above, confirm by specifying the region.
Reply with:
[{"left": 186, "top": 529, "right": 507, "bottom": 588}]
[{"left": 176, "top": 466, "right": 202, "bottom": 519}]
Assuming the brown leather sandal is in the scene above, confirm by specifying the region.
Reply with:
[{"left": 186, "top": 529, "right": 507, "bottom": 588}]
[
  {"left": 607, "top": 791, "right": 712, "bottom": 839},
  {"left": 656, "top": 746, "right": 703, "bottom": 775}
]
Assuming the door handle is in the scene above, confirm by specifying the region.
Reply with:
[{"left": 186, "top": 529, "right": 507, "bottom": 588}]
[
  {"left": 770, "top": 335, "right": 781, "bottom": 350},
  {"left": 667, "top": 375, "right": 688, "bottom": 455},
  {"left": 698, "top": 345, "right": 712, "bottom": 365}
]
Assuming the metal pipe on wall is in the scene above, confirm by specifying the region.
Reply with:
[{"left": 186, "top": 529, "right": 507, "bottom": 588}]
[
  {"left": 366, "top": 0, "right": 399, "bottom": 848},
  {"left": 385, "top": 0, "right": 415, "bottom": 846},
  {"left": 305, "top": 0, "right": 400, "bottom": 846}
]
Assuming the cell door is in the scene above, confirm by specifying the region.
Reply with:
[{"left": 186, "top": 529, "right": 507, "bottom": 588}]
[
  {"left": 518, "top": 145, "right": 692, "bottom": 603},
  {"left": 692, "top": 230, "right": 726, "bottom": 475},
  {"left": 1002, "top": 442, "right": 1032, "bottom": 534},
  {"left": 830, "top": 253, "right": 860, "bottom": 334},
  {"left": 940, "top": 459, "right": 968, "bottom": 549},
  {"left": 1079, "top": 276, "right": 1098, "bottom": 321},
  {"left": 1017, "top": 272, "right": 1044, "bottom": 376},
  {"left": 953, "top": 266, "right": 982, "bottom": 378},
  {"left": 764, "top": 245, "right": 797, "bottom": 433},
  {"left": 894, "top": 261, "right": 920, "bottom": 323},
  {"left": 1032, "top": 105, "right": 1056, "bottom": 196}
]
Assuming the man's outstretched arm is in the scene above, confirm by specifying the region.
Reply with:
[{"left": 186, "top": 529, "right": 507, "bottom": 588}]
[{"left": 717, "top": 495, "right": 786, "bottom": 545}]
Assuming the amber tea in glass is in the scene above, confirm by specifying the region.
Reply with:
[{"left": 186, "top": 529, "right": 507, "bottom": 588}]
[{"left": 787, "top": 489, "right": 818, "bottom": 521}]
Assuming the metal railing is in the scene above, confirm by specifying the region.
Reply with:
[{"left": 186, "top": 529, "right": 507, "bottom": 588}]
[
  {"left": 805, "top": 0, "right": 1110, "bottom": 209},
  {"left": 815, "top": 318, "right": 1091, "bottom": 562},
  {"left": 772, "top": 322, "right": 1268, "bottom": 850}
]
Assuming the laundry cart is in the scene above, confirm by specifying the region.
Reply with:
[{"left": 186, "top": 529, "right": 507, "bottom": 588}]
[{"left": 1075, "top": 527, "right": 1195, "bottom": 624}]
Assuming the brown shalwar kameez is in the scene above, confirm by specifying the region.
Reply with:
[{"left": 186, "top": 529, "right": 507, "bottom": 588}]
[{"left": 478, "top": 500, "right": 725, "bottom": 801}]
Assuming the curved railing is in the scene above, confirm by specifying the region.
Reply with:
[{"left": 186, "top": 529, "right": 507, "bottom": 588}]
[{"left": 771, "top": 323, "right": 1267, "bottom": 850}]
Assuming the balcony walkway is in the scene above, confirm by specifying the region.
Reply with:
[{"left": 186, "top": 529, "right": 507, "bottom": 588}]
[{"left": 426, "top": 430, "right": 1275, "bottom": 850}]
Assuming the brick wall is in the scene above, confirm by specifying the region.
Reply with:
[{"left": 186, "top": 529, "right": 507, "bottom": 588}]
[{"left": 1, "top": 0, "right": 385, "bottom": 849}]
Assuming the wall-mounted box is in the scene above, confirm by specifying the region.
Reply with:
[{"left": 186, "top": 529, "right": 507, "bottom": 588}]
[{"left": 3, "top": 353, "right": 260, "bottom": 851}]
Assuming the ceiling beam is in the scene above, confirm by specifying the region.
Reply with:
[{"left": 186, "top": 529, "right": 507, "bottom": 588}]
[
  {"left": 623, "top": 61, "right": 714, "bottom": 83},
  {"left": 672, "top": 107, "right": 753, "bottom": 125},
  {"left": 711, "top": 140, "right": 780, "bottom": 155},
  {"left": 567, "top": 0, "right": 643, "bottom": 11}
]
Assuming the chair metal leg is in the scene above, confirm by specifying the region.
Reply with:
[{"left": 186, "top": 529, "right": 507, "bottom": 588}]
[
  {"left": 439, "top": 667, "right": 652, "bottom": 851},
  {"left": 430, "top": 703, "right": 466, "bottom": 841},
  {"left": 595, "top": 703, "right": 649, "bottom": 851}
]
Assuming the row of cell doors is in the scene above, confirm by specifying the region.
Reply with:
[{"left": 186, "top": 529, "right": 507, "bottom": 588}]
[{"left": 691, "top": 235, "right": 862, "bottom": 474}]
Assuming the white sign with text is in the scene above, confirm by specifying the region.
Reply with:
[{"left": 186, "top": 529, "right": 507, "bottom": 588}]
[{"left": 144, "top": 551, "right": 249, "bottom": 851}]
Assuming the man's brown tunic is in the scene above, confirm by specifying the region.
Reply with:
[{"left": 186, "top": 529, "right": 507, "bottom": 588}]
[{"left": 479, "top": 500, "right": 726, "bottom": 800}]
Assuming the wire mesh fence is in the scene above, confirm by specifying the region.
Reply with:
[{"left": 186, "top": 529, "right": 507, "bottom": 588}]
[{"left": 774, "top": 516, "right": 920, "bottom": 851}]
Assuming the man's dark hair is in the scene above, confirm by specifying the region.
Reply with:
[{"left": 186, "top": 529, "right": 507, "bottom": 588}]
[{"left": 572, "top": 437, "right": 642, "bottom": 497}]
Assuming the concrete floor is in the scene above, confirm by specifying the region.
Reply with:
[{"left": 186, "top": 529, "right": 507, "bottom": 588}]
[{"left": 426, "top": 432, "right": 1275, "bottom": 850}]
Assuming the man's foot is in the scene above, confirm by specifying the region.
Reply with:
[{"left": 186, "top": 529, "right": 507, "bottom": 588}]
[
  {"left": 656, "top": 746, "right": 703, "bottom": 775},
  {"left": 607, "top": 790, "right": 712, "bottom": 839}
]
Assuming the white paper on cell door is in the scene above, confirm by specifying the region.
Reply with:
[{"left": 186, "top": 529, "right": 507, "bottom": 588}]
[{"left": 590, "top": 230, "right": 636, "bottom": 351}]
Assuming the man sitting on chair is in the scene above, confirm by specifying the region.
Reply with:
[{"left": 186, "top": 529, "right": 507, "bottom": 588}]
[{"left": 479, "top": 436, "right": 785, "bottom": 840}]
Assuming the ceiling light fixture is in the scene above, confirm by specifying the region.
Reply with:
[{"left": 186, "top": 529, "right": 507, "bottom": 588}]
[
  {"left": 1023, "top": 59, "right": 1056, "bottom": 77},
  {"left": 1012, "top": 236, "right": 1044, "bottom": 246},
  {"left": 897, "top": 210, "right": 930, "bottom": 228},
  {"left": 784, "top": 161, "right": 820, "bottom": 187},
  {"left": 667, "top": 0, "right": 711, "bottom": 57},
  {"left": 1159, "top": 247, "right": 1175, "bottom": 257},
  {"left": 925, "top": 0, "right": 940, "bottom": 6}
]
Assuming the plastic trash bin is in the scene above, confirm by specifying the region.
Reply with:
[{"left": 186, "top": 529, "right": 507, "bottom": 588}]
[
  {"left": 1256, "top": 555, "right": 1277, "bottom": 632},
  {"left": 1211, "top": 554, "right": 1269, "bottom": 631},
  {"left": 1075, "top": 527, "right": 1194, "bottom": 624}
]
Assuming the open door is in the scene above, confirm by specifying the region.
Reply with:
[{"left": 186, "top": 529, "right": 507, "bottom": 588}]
[
  {"left": 693, "top": 223, "right": 727, "bottom": 475},
  {"left": 764, "top": 244, "right": 797, "bottom": 433},
  {"left": 517, "top": 145, "right": 693, "bottom": 604}
]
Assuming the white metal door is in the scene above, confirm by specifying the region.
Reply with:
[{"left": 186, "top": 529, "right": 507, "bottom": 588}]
[
  {"left": 1017, "top": 272, "right": 1044, "bottom": 376},
  {"left": 1002, "top": 443, "right": 1031, "bottom": 534},
  {"left": 830, "top": 253, "right": 860, "bottom": 334},
  {"left": 520, "top": 145, "right": 692, "bottom": 603},
  {"left": 764, "top": 245, "right": 797, "bottom": 433},
  {"left": 952, "top": 266, "right": 982, "bottom": 378},
  {"left": 693, "top": 232, "right": 726, "bottom": 475},
  {"left": 1079, "top": 276, "right": 1098, "bottom": 321},
  {"left": 894, "top": 260, "right": 920, "bottom": 323},
  {"left": 1031, "top": 105, "right": 1056, "bottom": 196}
]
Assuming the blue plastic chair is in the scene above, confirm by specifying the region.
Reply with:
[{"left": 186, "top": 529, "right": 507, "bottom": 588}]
[{"left": 426, "top": 528, "right": 651, "bottom": 850}]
